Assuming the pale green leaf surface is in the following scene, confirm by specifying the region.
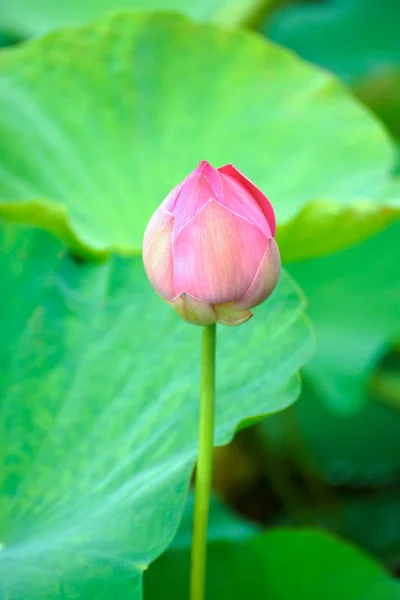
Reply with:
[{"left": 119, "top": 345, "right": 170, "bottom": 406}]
[
  {"left": 0, "top": 13, "right": 396, "bottom": 262},
  {"left": 0, "top": 223, "right": 312, "bottom": 599},
  {"left": 144, "top": 528, "right": 400, "bottom": 599},
  {"left": 0, "top": 0, "right": 265, "bottom": 36},
  {"left": 288, "top": 220, "right": 400, "bottom": 413}
]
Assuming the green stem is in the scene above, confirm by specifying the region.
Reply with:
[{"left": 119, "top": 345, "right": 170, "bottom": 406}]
[{"left": 190, "top": 324, "right": 216, "bottom": 600}]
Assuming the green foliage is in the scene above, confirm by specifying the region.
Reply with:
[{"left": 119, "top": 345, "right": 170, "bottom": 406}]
[
  {"left": 0, "top": 13, "right": 396, "bottom": 263},
  {"left": 0, "top": 2, "right": 399, "bottom": 596},
  {"left": 0, "top": 0, "right": 267, "bottom": 36},
  {"left": 145, "top": 529, "right": 400, "bottom": 599},
  {"left": 265, "top": 382, "right": 400, "bottom": 487},
  {"left": 265, "top": 0, "right": 400, "bottom": 139},
  {"left": 0, "top": 30, "right": 21, "bottom": 47},
  {"left": 0, "top": 222, "right": 312, "bottom": 599},
  {"left": 319, "top": 490, "right": 400, "bottom": 565},
  {"left": 288, "top": 220, "right": 400, "bottom": 413},
  {"left": 265, "top": 0, "right": 400, "bottom": 84},
  {"left": 170, "top": 492, "right": 259, "bottom": 550}
]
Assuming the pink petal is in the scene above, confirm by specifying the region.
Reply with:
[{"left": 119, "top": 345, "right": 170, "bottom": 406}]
[
  {"left": 235, "top": 237, "right": 281, "bottom": 310},
  {"left": 174, "top": 199, "right": 268, "bottom": 304},
  {"left": 171, "top": 173, "right": 216, "bottom": 237},
  {"left": 218, "top": 172, "right": 270, "bottom": 236},
  {"left": 142, "top": 208, "right": 175, "bottom": 301},
  {"left": 162, "top": 161, "right": 221, "bottom": 218},
  {"left": 172, "top": 292, "right": 217, "bottom": 326},
  {"left": 161, "top": 179, "right": 185, "bottom": 212},
  {"left": 214, "top": 303, "right": 253, "bottom": 326},
  {"left": 195, "top": 160, "right": 223, "bottom": 200},
  {"left": 218, "top": 164, "right": 276, "bottom": 236},
  {"left": 194, "top": 160, "right": 212, "bottom": 174}
]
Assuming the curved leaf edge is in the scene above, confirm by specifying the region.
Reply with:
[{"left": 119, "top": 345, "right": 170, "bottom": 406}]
[
  {"left": 1, "top": 194, "right": 399, "bottom": 263},
  {"left": 0, "top": 11, "right": 398, "bottom": 261}
]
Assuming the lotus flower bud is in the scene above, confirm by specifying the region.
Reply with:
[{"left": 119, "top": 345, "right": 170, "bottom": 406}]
[{"left": 143, "top": 161, "right": 280, "bottom": 326}]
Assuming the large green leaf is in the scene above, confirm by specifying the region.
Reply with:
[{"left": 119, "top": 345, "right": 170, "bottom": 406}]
[
  {"left": 144, "top": 529, "right": 400, "bottom": 599},
  {"left": 0, "top": 0, "right": 266, "bottom": 36},
  {"left": 288, "top": 220, "right": 400, "bottom": 413},
  {"left": 0, "top": 223, "right": 312, "bottom": 599},
  {"left": 0, "top": 13, "right": 396, "bottom": 262}
]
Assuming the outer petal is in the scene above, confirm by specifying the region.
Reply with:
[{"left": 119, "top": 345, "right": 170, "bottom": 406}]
[
  {"left": 195, "top": 160, "right": 223, "bottom": 200},
  {"left": 218, "top": 164, "right": 276, "bottom": 236},
  {"left": 163, "top": 160, "right": 219, "bottom": 214},
  {"left": 174, "top": 199, "right": 268, "bottom": 304},
  {"left": 160, "top": 179, "right": 185, "bottom": 212},
  {"left": 214, "top": 303, "right": 253, "bottom": 326},
  {"left": 235, "top": 237, "right": 281, "bottom": 310},
  {"left": 218, "top": 171, "right": 270, "bottom": 237},
  {"left": 172, "top": 292, "right": 217, "bottom": 326},
  {"left": 171, "top": 173, "right": 216, "bottom": 236},
  {"left": 142, "top": 208, "right": 175, "bottom": 301}
]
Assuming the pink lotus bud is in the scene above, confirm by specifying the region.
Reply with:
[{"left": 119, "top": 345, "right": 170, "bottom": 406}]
[{"left": 143, "top": 161, "right": 281, "bottom": 326}]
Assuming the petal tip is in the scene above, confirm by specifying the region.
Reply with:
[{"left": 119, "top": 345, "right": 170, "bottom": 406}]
[{"left": 218, "top": 163, "right": 276, "bottom": 236}]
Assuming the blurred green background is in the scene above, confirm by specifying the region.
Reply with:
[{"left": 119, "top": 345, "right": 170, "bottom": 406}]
[{"left": 0, "top": 0, "right": 399, "bottom": 598}]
